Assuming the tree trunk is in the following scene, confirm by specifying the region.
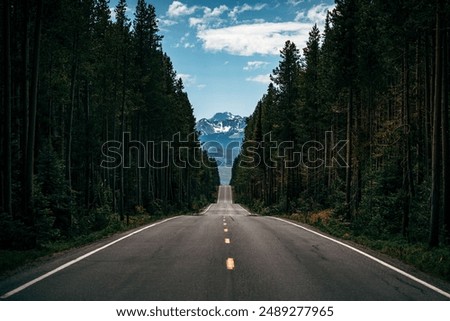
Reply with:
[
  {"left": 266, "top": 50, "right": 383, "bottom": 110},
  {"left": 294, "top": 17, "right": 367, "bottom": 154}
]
[
  {"left": 416, "top": 38, "right": 425, "bottom": 185},
  {"left": 403, "top": 42, "right": 414, "bottom": 239},
  {"left": 3, "top": 0, "right": 13, "bottom": 217},
  {"left": 355, "top": 96, "right": 361, "bottom": 212},
  {"left": 345, "top": 87, "right": 353, "bottom": 220},
  {"left": 424, "top": 36, "right": 432, "bottom": 178},
  {"left": 119, "top": 53, "right": 126, "bottom": 221},
  {"left": 20, "top": 0, "right": 30, "bottom": 220},
  {"left": 25, "top": 0, "right": 43, "bottom": 233},
  {"left": 66, "top": 34, "right": 78, "bottom": 190},
  {"left": 442, "top": 27, "right": 450, "bottom": 244},
  {"left": 84, "top": 81, "right": 91, "bottom": 210},
  {"left": 112, "top": 117, "right": 117, "bottom": 213},
  {"left": 137, "top": 112, "right": 142, "bottom": 207},
  {"left": 429, "top": 0, "right": 443, "bottom": 248}
]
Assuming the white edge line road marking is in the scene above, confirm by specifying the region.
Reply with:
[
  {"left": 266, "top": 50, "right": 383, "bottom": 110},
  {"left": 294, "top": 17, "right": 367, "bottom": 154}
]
[
  {"left": 269, "top": 216, "right": 450, "bottom": 300},
  {"left": 0, "top": 216, "right": 182, "bottom": 299},
  {"left": 200, "top": 204, "right": 213, "bottom": 215},
  {"left": 233, "top": 201, "right": 450, "bottom": 299}
]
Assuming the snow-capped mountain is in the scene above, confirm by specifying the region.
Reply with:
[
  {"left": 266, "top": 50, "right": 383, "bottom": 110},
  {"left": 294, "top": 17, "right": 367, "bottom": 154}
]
[
  {"left": 196, "top": 112, "right": 246, "bottom": 137},
  {"left": 196, "top": 112, "right": 247, "bottom": 185}
]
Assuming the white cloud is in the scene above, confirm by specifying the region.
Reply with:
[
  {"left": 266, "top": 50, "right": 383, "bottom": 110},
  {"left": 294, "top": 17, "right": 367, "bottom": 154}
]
[
  {"left": 178, "top": 73, "right": 195, "bottom": 86},
  {"left": 250, "top": 18, "right": 266, "bottom": 24},
  {"left": 197, "top": 22, "right": 313, "bottom": 56},
  {"left": 110, "top": 8, "right": 116, "bottom": 20},
  {"left": 246, "top": 74, "right": 272, "bottom": 85},
  {"left": 178, "top": 73, "right": 205, "bottom": 89},
  {"left": 229, "top": 3, "right": 267, "bottom": 21},
  {"left": 294, "top": 12, "right": 305, "bottom": 21},
  {"left": 189, "top": 5, "right": 228, "bottom": 30},
  {"left": 287, "top": 0, "right": 305, "bottom": 6},
  {"left": 244, "top": 61, "right": 269, "bottom": 71},
  {"left": 180, "top": 32, "right": 189, "bottom": 42},
  {"left": 175, "top": 32, "right": 195, "bottom": 48},
  {"left": 169, "top": 2, "right": 267, "bottom": 31},
  {"left": 109, "top": 6, "right": 134, "bottom": 22},
  {"left": 295, "top": 3, "right": 335, "bottom": 24},
  {"left": 189, "top": 17, "right": 203, "bottom": 28},
  {"left": 167, "top": 1, "right": 199, "bottom": 17},
  {"left": 204, "top": 5, "right": 229, "bottom": 18},
  {"left": 159, "top": 19, "right": 178, "bottom": 27},
  {"left": 195, "top": 3, "right": 335, "bottom": 56}
]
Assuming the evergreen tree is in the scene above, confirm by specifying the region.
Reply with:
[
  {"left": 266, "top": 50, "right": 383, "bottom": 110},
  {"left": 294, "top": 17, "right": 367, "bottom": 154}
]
[
  {"left": 0, "top": 0, "right": 219, "bottom": 249},
  {"left": 232, "top": 0, "right": 450, "bottom": 250}
]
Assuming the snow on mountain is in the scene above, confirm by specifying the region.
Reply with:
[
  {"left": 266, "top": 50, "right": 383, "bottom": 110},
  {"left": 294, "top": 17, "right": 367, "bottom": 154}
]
[
  {"left": 196, "top": 112, "right": 246, "bottom": 138},
  {"left": 196, "top": 112, "right": 247, "bottom": 185},
  {"left": 211, "top": 112, "right": 234, "bottom": 122}
]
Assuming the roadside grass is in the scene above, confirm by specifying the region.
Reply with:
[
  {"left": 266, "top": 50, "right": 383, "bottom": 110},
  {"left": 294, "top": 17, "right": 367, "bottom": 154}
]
[
  {"left": 0, "top": 214, "right": 169, "bottom": 277},
  {"left": 282, "top": 210, "right": 450, "bottom": 282}
]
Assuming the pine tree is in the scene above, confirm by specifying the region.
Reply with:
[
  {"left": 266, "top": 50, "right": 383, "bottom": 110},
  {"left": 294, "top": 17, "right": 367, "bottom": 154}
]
[
  {"left": 271, "top": 40, "right": 303, "bottom": 212},
  {"left": 430, "top": 0, "right": 444, "bottom": 247},
  {"left": 2, "top": 0, "right": 13, "bottom": 218}
]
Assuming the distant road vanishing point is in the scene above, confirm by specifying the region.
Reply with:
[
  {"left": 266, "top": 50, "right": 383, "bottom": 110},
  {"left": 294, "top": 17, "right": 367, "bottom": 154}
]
[{"left": 1, "top": 185, "right": 450, "bottom": 300}]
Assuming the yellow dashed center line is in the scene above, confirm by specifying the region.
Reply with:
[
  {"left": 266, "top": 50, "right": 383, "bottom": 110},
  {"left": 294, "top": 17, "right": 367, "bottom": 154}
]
[
  {"left": 223, "top": 217, "right": 233, "bottom": 270},
  {"left": 226, "top": 258, "right": 235, "bottom": 270}
]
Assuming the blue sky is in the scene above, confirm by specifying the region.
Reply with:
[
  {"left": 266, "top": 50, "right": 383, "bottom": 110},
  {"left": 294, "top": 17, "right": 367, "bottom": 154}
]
[{"left": 110, "top": 0, "right": 335, "bottom": 120}]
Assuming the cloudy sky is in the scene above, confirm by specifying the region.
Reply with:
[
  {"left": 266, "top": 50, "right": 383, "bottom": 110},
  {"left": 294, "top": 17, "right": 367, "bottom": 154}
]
[{"left": 110, "top": 0, "right": 335, "bottom": 120}]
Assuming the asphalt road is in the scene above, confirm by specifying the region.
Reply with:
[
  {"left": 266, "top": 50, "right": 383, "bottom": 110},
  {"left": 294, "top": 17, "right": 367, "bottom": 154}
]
[{"left": 1, "top": 185, "right": 449, "bottom": 300}]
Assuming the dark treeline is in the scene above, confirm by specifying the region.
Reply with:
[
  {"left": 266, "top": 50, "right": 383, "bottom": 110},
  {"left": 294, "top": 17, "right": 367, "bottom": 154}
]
[
  {"left": 232, "top": 0, "right": 450, "bottom": 247},
  {"left": 0, "top": 0, "right": 219, "bottom": 249}
]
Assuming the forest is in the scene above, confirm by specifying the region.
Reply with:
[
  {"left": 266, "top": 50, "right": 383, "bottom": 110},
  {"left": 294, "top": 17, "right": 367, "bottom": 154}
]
[
  {"left": 0, "top": 0, "right": 219, "bottom": 251},
  {"left": 232, "top": 0, "right": 450, "bottom": 253}
]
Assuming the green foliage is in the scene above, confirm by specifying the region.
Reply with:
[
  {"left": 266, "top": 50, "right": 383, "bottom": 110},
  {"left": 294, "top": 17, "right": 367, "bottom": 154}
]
[
  {"left": 287, "top": 212, "right": 450, "bottom": 281},
  {"left": 0, "top": 249, "right": 51, "bottom": 276},
  {"left": 355, "top": 163, "right": 404, "bottom": 238},
  {"left": 409, "top": 180, "right": 433, "bottom": 242},
  {"left": 35, "top": 142, "right": 73, "bottom": 233},
  {"left": 232, "top": 0, "right": 450, "bottom": 254},
  {"left": 0, "top": 0, "right": 219, "bottom": 254},
  {"left": 0, "top": 213, "right": 33, "bottom": 250}
]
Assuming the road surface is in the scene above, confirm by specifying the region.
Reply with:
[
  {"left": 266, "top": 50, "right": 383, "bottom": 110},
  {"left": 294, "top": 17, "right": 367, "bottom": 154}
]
[{"left": 1, "top": 186, "right": 449, "bottom": 300}]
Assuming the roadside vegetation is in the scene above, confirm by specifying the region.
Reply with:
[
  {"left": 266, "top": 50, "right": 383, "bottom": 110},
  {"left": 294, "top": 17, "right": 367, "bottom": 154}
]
[
  {"left": 0, "top": 213, "right": 172, "bottom": 276},
  {"left": 0, "top": 0, "right": 219, "bottom": 260},
  {"left": 232, "top": 1, "right": 450, "bottom": 281},
  {"left": 283, "top": 209, "right": 450, "bottom": 282}
]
